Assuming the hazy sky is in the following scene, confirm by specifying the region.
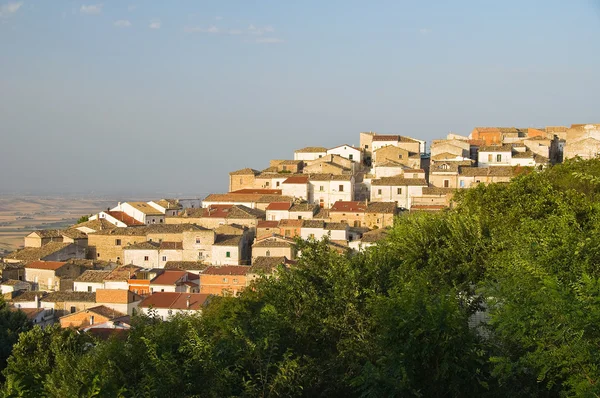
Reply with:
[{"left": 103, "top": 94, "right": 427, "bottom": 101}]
[{"left": 1, "top": 1, "right": 599, "bottom": 197}]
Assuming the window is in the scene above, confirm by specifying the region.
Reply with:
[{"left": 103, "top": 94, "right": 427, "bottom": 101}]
[
  {"left": 226, "top": 251, "right": 231, "bottom": 258},
  {"left": 70, "top": 306, "right": 76, "bottom": 314},
  {"left": 162, "top": 256, "right": 167, "bottom": 261},
  {"left": 266, "top": 181, "right": 270, "bottom": 187},
  {"left": 97, "top": 253, "right": 100, "bottom": 258},
  {"left": 223, "top": 278, "right": 228, "bottom": 283},
  {"left": 318, "top": 155, "right": 322, "bottom": 158},
  {"left": 365, "top": 145, "right": 369, "bottom": 149},
  {"left": 233, "top": 278, "right": 238, "bottom": 284},
  {"left": 412, "top": 174, "right": 418, "bottom": 178},
  {"left": 319, "top": 185, "right": 324, "bottom": 192},
  {"left": 196, "top": 237, "right": 201, "bottom": 244},
  {"left": 459, "top": 180, "right": 465, "bottom": 188},
  {"left": 266, "top": 250, "right": 271, "bottom": 257},
  {"left": 90, "top": 315, "right": 95, "bottom": 325},
  {"left": 349, "top": 154, "right": 354, "bottom": 160},
  {"left": 378, "top": 189, "right": 382, "bottom": 195},
  {"left": 282, "top": 165, "right": 287, "bottom": 171},
  {"left": 441, "top": 163, "right": 449, "bottom": 170},
  {"left": 87, "top": 286, "right": 92, "bottom": 293},
  {"left": 161, "top": 289, "right": 164, "bottom": 292},
  {"left": 160, "top": 219, "right": 163, "bottom": 223},
  {"left": 144, "top": 256, "right": 149, "bottom": 261},
  {"left": 285, "top": 230, "right": 290, "bottom": 237},
  {"left": 152, "top": 218, "right": 156, "bottom": 223},
  {"left": 398, "top": 154, "right": 403, "bottom": 159},
  {"left": 444, "top": 180, "right": 450, "bottom": 188},
  {"left": 115, "top": 239, "right": 121, "bottom": 246},
  {"left": 496, "top": 154, "right": 502, "bottom": 162},
  {"left": 240, "top": 178, "right": 243, "bottom": 184},
  {"left": 276, "top": 181, "right": 280, "bottom": 187},
  {"left": 488, "top": 154, "right": 493, "bottom": 162},
  {"left": 353, "top": 220, "right": 361, "bottom": 227},
  {"left": 339, "top": 185, "right": 344, "bottom": 192},
  {"left": 397, "top": 188, "right": 402, "bottom": 194},
  {"left": 298, "top": 216, "right": 302, "bottom": 220},
  {"left": 377, "top": 218, "right": 381, "bottom": 223}
]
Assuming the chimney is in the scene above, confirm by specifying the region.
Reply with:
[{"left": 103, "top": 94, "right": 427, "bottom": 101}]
[
  {"left": 186, "top": 295, "right": 191, "bottom": 309},
  {"left": 34, "top": 294, "right": 39, "bottom": 308}
]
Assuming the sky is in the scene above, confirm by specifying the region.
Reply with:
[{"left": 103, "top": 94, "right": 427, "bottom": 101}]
[{"left": 1, "top": 0, "right": 599, "bottom": 197}]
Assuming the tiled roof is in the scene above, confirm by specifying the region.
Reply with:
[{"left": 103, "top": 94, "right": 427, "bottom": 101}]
[
  {"left": 302, "top": 220, "right": 325, "bottom": 228},
  {"left": 289, "top": 203, "right": 318, "bottom": 213},
  {"left": 105, "top": 265, "right": 142, "bottom": 281},
  {"left": 257, "top": 195, "right": 294, "bottom": 203},
  {"left": 313, "top": 209, "right": 330, "bottom": 219},
  {"left": 25, "top": 261, "right": 67, "bottom": 271},
  {"left": 91, "top": 227, "right": 148, "bottom": 236},
  {"left": 367, "top": 202, "right": 398, "bottom": 213},
  {"left": 257, "top": 220, "right": 280, "bottom": 228},
  {"left": 325, "top": 222, "right": 348, "bottom": 231},
  {"left": 61, "top": 229, "right": 88, "bottom": 239},
  {"left": 139, "top": 292, "right": 211, "bottom": 310},
  {"left": 330, "top": 201, "right": 367, "bottom": 213},
  {"left": 294, "top": 146, "right": 328, "bottom": 153},
  {"left": 213, "top": 234, "right": 243, "bottom": 246},
  {"left": 229, "top": 168, "right": 261, "bottom": 175},
  {"left": 250, "top": 256, "right": 287, "bottom": 273},
  {"left": 28, "top": 229, "right": 62, "bottom": 238},
  {"left": 164, "top": 261, "right": 208, "bottom": 271},
  {"left": 253, "top": 238, "right": 294, "bottom": 248},
  {"left": 202, "top": 265, "right": 250, "bottom": 275},
  {"left": 422, "top": 187, "right": 456, "bottom": 195},
  {"left": 61, "top": 305, "right": 125, "bottom": 320},
  {"left": 43, "top": 291, "right": 96, "bottom": 303},
  {"left": 478, "top": 144, "right": 513, "bottom": 153},
  {"left": 154, "top": 199, "right": 182, "bottom": 210},
  {"left": 266, "top": 202, "right": 292, "bottom": 211},
  {"left": 231, "top": 189, "right": 282, "bottom": 195},
  {"left": 151, "top": 270, "right": 188, "bottom": 285},
  {"left": 278, "top": 219, "right": 303, "bottom": 228},
  {"left": 73, "top": 219, "right": 117, "bottom": 232},
  {"left": 361, "top": 229, "right": 389, "bottom": 242},
  {"left": 308, "top": 173, "right": 353, "bottom": 181},
  {"left": 123, "top": 241, "right": 160, "bottom": 250},
  {"left": 512, "top": 150, "right": 534, "bottom": 159},
  {"left": 75, "top": 270, "right": 112, "bottom": 283},
  {"left": 282, "top": 176, "right": 309, "bottom": 184},
  {"left": 10, "top": 291, "right": 47, "bottom": 302},
  {"left": 124, "top": 202, "right": 163, "bottom": 216},
  {"left": 159, "top": 242, "right": 183, "bottom": 250},
  {"left": 372, "top": 134, "right": 419, "bottom": 143},
  {"left": 5, "top": 242, "right": 72, "bottom": 262},
  {"left": 411, "top": 205, "right": 448, "bottom": 211},
  {"left": 371, "top": 177, "right": 428, "bottom": 186},
  {"left": 1, "top": 279, "right": 28, "bottom": 286},
  {"left": 204, "top": 193, "right": 263, "bottom": 203},
  {"left": 459, "top": 166, "right": 514, "bottom": 177},
  {"left": 328, "top": 144, "right": 361, "bottom": 151}
]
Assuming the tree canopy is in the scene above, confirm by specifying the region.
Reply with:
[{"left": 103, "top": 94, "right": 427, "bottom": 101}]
[{"left": 4, "top": 158, "right": 600, "bottom": 397}]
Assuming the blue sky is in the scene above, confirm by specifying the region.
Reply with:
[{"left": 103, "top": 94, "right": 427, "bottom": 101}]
[{"left": 1, "top": 1, "right": 599, "bottom": 196}]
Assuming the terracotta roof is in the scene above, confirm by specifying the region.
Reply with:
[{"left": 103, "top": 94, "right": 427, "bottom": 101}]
[
  {"left": 330, "top": 201, "right": 367, "bottom": 213},
  {"left": 202, "top": 265, "right": 250, "bottom": 276},
  {"left": 61, "top": 305, "right": 125, "bottom": 321},
  {"left": 5, "top": 242, "right": 72, "bottom": 262},
  {"left": 139, "top": 292, "right": 210, "bottom": 310},
  {"left": 75, "top": 270, "right": 112, "bottom": 283},
  {"left": 371, "top": 177, "right": 428, "bottom": 186},
  {"left": 120, "top": 202, "right": 162, "bottom": 216},
  {"left": 266, "top": 202, "right": 292, "bottom": 211},
  {"left": 229, "top": 168, "right": 261, "bottom": 176},
  {"left": 43, "top": 291, "right": 96, "bottom": 303},
  {"left": 278, "top": 219, "right": 303, "bottom": 228},
  {"left": 25, "top": 261, "right": 68, "bottom": 271},
  {"left": 367, "top": 202, "right": 398, "bottom": 213},
  {"left": 164, "top": 261, "right": 208, "bottom": 271},
  {"left": 10, "top": 307, "right": 45, "bottom": 320},
  {"left": 105, "top": 265, "right": 142, "bottom": 281},
  {"left": 151, "top": 270, "right": 189, "bottom": 285},
  {"left": 123, "top": 241, "right": 160, "bottom": 250},
  {"left": 159, "top": 241, "right": 183, "bottom": 250},
  {"left": 282, "top": 176, "right": 309, "bottom": 184},
  {"left": 231, "top": 189, "right": 282, "bottom": 195},
  {"left": 295, "top": 146, "right": 328, "bottom": 153},
  {"left": 213, "top": 234, "right": 243, "bottom": 247},
  {"left": 257, "top": 220, "right": 280, "bottom": 228}
]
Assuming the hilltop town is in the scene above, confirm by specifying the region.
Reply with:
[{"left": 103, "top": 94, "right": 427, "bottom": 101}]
[{"left": 1, "top": 123, "right": 599, "bottom": 330}]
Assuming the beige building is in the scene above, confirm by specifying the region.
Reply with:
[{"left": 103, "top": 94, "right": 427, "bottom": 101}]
[
  {"left": 229, "top": 168, "right": 261, "bottom": 192},
  {"left": 24, "top": 261, "right": 82, "bottom": 292},
  {"left": 564, "top": 124, "right": 600, "bottom": 160},
  {"left": 212, "top": 235, "right": 246, "bottom": 265},
  {"left": 252, "top": 236, "right": 297, "bottom": 261}
]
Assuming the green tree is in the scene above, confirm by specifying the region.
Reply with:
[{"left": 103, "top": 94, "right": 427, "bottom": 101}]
[{"left": 0, "top": 297, "right": 30, "bottom": 382}]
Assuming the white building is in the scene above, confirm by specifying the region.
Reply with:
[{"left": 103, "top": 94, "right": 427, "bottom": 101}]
[
  {"left": 478, "top": 145, "right": 513, "bottom": 167},
  {"left": 326, "top": 144, "right": 362, "bottom": 164},
  {"left": 370, "top": 177, "right": 428, "bottom": 209},
  {"left": 307, "top": 174, "right": 355, "bottom": 209},
  {"left": 138, "top": 292, "right": 211, "bottom": 321},
  {"left": 294, "top": 146, "right": 328, "bottom": 161}
]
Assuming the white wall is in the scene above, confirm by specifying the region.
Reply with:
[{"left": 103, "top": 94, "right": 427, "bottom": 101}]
[
  {"left": 282, "top": 183, "right": 309, "bottom": 200},
  {"left": 266, "top": 209, "right": 290, "bottom": 221},
  {"left": 478, "top": 151, "right": 512, "bottom": 167},
  {"left": 73, "top": 281, "right": 105, "bottom": 293},
  {"left": 327, "top": 145, "right": 362, "bottom": 163},
  {"left": 294, "top": 152, "right": 326, "bottom": 161},
  {"left": 211, "top": 245, "right": 241, "bottom": 265}
]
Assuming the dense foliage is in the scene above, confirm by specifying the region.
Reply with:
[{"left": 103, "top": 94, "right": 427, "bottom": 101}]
[{"left": 3, "top": 158, "right": 600, "bottom": 397}]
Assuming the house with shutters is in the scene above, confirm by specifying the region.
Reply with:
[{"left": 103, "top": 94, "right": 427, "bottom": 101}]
[{"left": 307, "top": 174, "right": 355, "bottom": 209}]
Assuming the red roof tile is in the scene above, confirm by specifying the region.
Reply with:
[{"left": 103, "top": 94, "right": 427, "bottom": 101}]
[
  {"left": 150, "top": 270, "right": 188, "bottom": 285},
  {"left": 266, "top": 202, "right": 292, "bottom": 211},
  {"left": 25, "top": 261, "right": 67, "bottom": 271},
  {"left": 159, "top": 241, "right": 183, "bottom": 250},
  {"left": 330, "top": 201, "right": 367, "bottom": 213},
  {"left": 139, "top": 292, "right": 210, "bottom": 310},
  {"left": 106, "top": 211, "right": 144, "bottom": 226},
  {"left": 282, "top": 176, "right": 309, "bottom": 184},
  {"left": 257, "top": 220, "right": 279, "bottom": 228}
]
